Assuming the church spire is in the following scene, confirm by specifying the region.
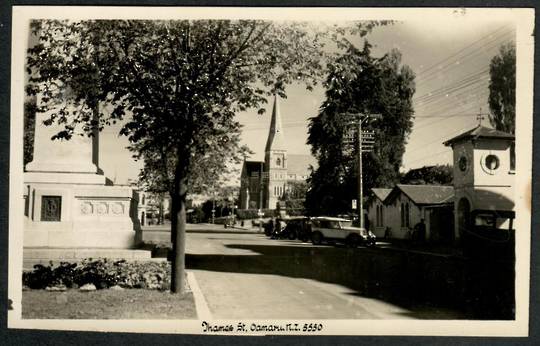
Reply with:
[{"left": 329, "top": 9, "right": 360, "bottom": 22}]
[{"left": 265, "top": 94, "right": 287, "bottom": 152}]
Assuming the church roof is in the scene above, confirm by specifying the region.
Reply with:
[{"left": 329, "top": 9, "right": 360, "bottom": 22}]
[
  {"left": 264, "top": 95, "right": 287, "bottom": 152},
  {"left": 243, "top": 160, "right": 264, "bottom": 176},
  {"left": 371, "top": 188, "right": 392, "bottom": 202},
  {"left": 386, "top": 184, "right": 454, "bottom": 206},
  {"left": 443, "top": 125, "right": 514, "bottom": 146},
  {"left": 287, "top": 154, "right": 317, "bottom": 177}
]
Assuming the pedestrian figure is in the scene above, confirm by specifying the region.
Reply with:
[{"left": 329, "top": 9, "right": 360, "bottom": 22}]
[
  {"left": 414, "top": 219, "right": 427, "bottom": 243},
  {"left": 265, "top": 218, "right": 274, "bottom": 236}
]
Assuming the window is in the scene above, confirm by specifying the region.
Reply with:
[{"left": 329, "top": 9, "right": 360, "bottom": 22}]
[
  {"left": 276, "top": 157, "right": 281, "bottom": 166},
  {"left": 482, "top": 154, "right": 501, "bottom": 174},
  {"left": 485, "top": 155, "right": 500, "bottom": 170},
  {"left": 405, "top": 203, "right": 410, "bottom": 227},
  {"left": 510, "top": 142, "right": 516, "bottom": 171},
  {"left": 401, "top": 202, "right": 410, "bottom": 228},
  {"left": 400, "top": 203, "right": 404, "bottom": 227}
]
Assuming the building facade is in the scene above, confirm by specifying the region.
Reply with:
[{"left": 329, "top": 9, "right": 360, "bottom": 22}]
[
  {"left": 443, "top": 125, "right": 515, "bottom": 242},
  {"left": 239, "top": 95, "right": 315, "bottom": 210},
  {"left": 367, "top": 185, "right": 454, "bottom": 241}
]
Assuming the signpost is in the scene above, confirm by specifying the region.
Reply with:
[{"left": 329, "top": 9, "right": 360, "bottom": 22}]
[
  {"left": 257, "top": 209, "right": 264, "bottom": 233},
  {"left": 343, "top": 112, "right": 382, "bottom": 229}
]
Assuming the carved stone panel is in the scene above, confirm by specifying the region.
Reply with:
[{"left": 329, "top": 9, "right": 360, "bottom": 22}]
[
  {"left": 41, "top": 196, "right": 62, "bottom": 222},
  {"left": 96, "top": 202, "right": 108, "bottom": 214},
  {"left": 111, "top": 202, "right": 124, "bottom": 215},
  {"left": 80, "top": 202, "right": 93, "bottom": 215}
]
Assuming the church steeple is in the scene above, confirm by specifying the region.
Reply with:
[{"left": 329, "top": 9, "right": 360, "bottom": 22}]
[{"left": 265, "top": 94, "right": 287, "bottom": 152}]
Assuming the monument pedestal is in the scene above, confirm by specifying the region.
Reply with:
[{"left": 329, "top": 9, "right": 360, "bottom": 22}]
[
  {"left": 23, "top": 99, "right": 141, "bottom": 249},
  {"left": 24, "top": 175, "right": 141, "bottom": 248}
]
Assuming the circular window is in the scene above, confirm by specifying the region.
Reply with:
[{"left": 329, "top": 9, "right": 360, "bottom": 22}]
[
  {"left": 485, "top": 154, "right": 500, "bottom": 171},
  {"left": 458, "top": 156, "right": 468, "bottom": 172}
]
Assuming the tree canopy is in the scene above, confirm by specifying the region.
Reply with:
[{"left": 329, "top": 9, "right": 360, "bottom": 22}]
[
  {"left": 488, "top": 42, "right": 515, "bottom": 134},
  {"left": 400, "top": 164, "right": 453, "bottom": 186},
  {"left": 26, "top": 19, "right": 387, "bottom": 293},
  {"left": 306, "top": 42, "right": 415, "bottom": 216}
]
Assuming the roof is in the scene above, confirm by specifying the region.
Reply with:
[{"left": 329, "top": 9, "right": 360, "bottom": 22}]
[
  {"left": 386, "top": 184, "right": 454, "bottom": 206},
  {"left": 243, "top": 160, "right": 264, "bottom": 176},
  {"left": 371, "top": 188, "right": 392, "bottom": 202},
  {"left": 443, "top": 125, "right": 514, "bottom": 146},
  {"left": 312, "top": 216, "right": 350, "bottom": 222},
  {"left": 287, "top": 154, "right": 317, "bottom": 176},
  {"left": 265, "top": 95, "right": 287, "bottom": 152}
]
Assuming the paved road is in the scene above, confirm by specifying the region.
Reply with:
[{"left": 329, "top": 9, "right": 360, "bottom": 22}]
[{"left": 185, "top": 231, "right": 466, "bottom": 320}]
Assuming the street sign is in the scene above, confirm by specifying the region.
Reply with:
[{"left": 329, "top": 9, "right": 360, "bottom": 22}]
[{"left": 352, "top": 199, "right": 357, "bottom": 210}]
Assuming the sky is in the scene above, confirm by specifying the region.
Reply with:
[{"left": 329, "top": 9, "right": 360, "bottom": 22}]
[{"left": 97, "top": 17, "right": 515, "bottom": 185}]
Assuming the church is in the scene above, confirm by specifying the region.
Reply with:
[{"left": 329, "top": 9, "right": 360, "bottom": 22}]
[{"left": 239, "top": 95, "right": 316, "bottom": 210}]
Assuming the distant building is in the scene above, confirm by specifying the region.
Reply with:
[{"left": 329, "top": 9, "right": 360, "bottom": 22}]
[{"left": 239, "top": 95, "right": 316, "bottom": 210}]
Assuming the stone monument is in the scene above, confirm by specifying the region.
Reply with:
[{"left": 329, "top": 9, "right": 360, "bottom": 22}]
[{"left": 23, "top": 96, "right": 142, "bottom": 249}]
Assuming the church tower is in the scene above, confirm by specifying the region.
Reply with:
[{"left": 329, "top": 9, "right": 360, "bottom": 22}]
[{"left": 264, "top": 95, "right": 288, "bottom": 209}]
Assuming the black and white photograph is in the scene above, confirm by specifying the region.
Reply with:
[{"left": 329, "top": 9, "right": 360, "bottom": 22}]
[{"left": 7, "top": 6, "right": 534, "bottom": 336}]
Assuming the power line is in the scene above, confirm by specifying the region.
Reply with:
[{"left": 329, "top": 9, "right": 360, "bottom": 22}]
[
  {"left": 414, "top": 68, "right": 489, "bottom": 102},
  {"left": 415, "top": 25, "right": 511, "bottom": 78},
  {"left": 406, "top": 118, "right": 477, "bottom": 155},
  {"left": 414, "top": 82, "right": 490, "bottom": 112},
  {"left": 415, "top": 30, "right": 514, "bottom": 84}
]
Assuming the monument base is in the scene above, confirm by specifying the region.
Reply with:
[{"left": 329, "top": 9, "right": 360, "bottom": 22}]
[{"left": 23, "top": 172, "right": 141, "bottom": 249}]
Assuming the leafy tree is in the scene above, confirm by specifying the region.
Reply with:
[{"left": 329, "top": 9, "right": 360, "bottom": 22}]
[
  {"left": 306, "top": 42, "right": 415, "bottom": 216},
  {"left": 488, "top": 42, "right": 515, "bottom": 134},
  {"left": 400, "top": 164, "right": 453, "bottom": 185},
  {"left": 279, "top": 180, "right": 308, "bottom": 210},
  {"left": 26, "top": 19, "right": 385, "bottom": 293},
  {"left": 23, "top": 97, "right": 37, "bottom": 167}
]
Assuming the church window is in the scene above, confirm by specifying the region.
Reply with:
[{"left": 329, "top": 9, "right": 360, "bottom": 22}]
[{"left": 276, "top": 157, "right": 281, "bottom": 166}]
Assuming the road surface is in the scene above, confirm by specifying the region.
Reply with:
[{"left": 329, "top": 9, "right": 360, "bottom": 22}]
[{"left": 184, "top": 230, "right": 466, "bottom": 319}]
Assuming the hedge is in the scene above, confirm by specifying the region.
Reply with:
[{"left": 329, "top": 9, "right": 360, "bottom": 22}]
[{"left": 23, "top": 259, "right": 171, "bottom": 290}]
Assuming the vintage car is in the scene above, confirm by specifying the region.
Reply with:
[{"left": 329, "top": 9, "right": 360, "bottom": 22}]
[
  {"left": 310, "top": 216, "right": 376, "bottom": 247},
  {"left": 279, "top": 217, "right": 312, "bottom": 241}
]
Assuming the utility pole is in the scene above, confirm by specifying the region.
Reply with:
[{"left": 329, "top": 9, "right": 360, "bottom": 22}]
[
  {"left": 343, "top": 112, "right": 381, "bottom": 229},
  {"left": 258, "top": 162, "right": 264, "bottom": 233}
]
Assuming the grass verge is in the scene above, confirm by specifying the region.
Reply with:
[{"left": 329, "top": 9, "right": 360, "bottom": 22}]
[{"left": 22, "top": 289, "right": 197, "bottom": 319}]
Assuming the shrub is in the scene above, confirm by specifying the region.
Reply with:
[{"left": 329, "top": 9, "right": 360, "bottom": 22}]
[
  {"left": 23, "top": 259, "right": 171, "bottom": 290},
  {"left": 236, "top": 209, "right": 277, "bottom": 220}
]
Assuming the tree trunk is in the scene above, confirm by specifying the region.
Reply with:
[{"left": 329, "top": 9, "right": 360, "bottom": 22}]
[{"left": 170, "top": 167, "right": 188, "bottom": 294}]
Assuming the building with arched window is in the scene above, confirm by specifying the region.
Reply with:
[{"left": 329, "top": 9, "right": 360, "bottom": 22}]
[
  {"left": 239, "top": 95, "right": 316, "bottom": 210},
  {"left": 369, "top": 184, "right": 454, "bottom": 240},
  {"left": 443, "top": 125, "right": 515, "bottom": 255}
]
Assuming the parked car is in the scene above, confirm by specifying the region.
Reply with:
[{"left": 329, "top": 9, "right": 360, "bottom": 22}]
[
  {"left": 310, "top": 216, "right": 376, "bottom": 247},
  {"left": 281, "top": 217, "right": 312, "bottom": 241}
]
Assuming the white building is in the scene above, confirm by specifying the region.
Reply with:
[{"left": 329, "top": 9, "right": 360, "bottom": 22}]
[
  {"left": 443, "top": 125, "right": 515, "bottom": 243},
  {"left": 368, "top": 185, "right": 454, "bottom": 241}
]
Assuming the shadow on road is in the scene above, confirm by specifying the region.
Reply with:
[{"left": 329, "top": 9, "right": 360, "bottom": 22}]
[{"left": 182, "top": 243, "right": 514, "bottom": 320}]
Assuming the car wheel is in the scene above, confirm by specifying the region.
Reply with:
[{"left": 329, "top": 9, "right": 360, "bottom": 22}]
[
  {"left": 347, "top": 234, "right": 360, "bottom": 248},
  {"left": 288, "top": 230, "right": 297, "bottom": 240},
  {"left": 312, "top": 232, "right": 323, "bottom": 245}
]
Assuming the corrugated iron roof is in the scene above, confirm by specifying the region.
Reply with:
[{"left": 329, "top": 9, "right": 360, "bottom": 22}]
[{"left": 387, "top": 184, "right": 454, "bottom": 206}]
